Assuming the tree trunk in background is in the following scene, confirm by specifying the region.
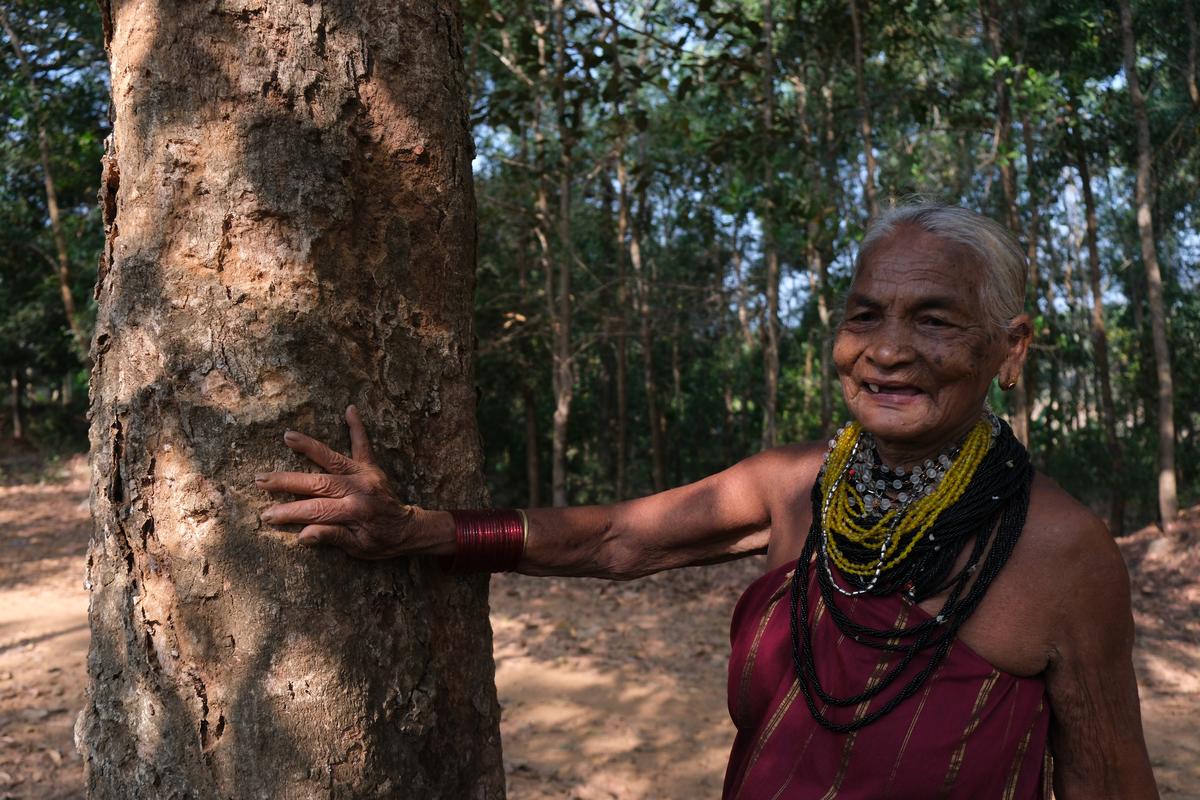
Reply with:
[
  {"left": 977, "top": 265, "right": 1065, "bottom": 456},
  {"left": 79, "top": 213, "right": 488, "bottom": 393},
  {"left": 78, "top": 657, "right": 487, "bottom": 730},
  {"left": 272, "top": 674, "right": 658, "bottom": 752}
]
[
  {"left": 632, "top": 203, "right": 666, "bottom": 494},
  {"left": 613, "top": 158, "right": 629, "bottom": 500},
  {"left": 549, "top": 0, "right": 574, "bottom": 507},
  {"left": 625, "top": 36, "right": 666, "bottom": 493},
  {"left": 607, "top": 9, "right": 629, "bottom": 501},
  {"left": 1119, "top": 0, "right": 1180, "bottom": 531},
  {"left": 81, "top": 2, "right": 504, "bottom": 796},
  {"left": 1020, "top": 107, "right": 1040, "bottom": 457},
  {"left": 760, "top": 0, "right": 780, "bottom": 450},
  {"left": 524, "top": 386, "right": 542, "bottom": 509},
  {"left": 1186, "top": 0, "right": 1199, "bottom": 109},
  {"left": 8, "top": 370, "right": 22, "bottom": 441},
  {"left": 1075, "top": 136, "right": 1126, "bottom": 534},
  {"left": 982, "top": 0, "right": 1029, "bottom": 446},
  {"left": 0, "top": 8, "right": 89, "bottom": 360},
  {"left": 848, "top": 0, "right": 879, "bottom": 219}
]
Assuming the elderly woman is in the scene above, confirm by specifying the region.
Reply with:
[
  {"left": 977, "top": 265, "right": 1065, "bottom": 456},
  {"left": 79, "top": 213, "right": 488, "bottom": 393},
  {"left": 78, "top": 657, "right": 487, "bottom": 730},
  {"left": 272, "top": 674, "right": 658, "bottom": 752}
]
[{"left": 257, "top": 204, "right": 1158, "bottom": 798}]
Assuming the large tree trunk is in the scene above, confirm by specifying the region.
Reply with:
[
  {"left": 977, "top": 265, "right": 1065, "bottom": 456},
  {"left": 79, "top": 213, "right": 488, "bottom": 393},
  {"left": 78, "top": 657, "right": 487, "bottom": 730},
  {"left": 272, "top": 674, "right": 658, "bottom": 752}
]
[
  {"left": 81, "top": 2, "right": 505, "bottom": 797},
  {"left": 1119, "top": 0, "right": 1180, "bottom": 531}
]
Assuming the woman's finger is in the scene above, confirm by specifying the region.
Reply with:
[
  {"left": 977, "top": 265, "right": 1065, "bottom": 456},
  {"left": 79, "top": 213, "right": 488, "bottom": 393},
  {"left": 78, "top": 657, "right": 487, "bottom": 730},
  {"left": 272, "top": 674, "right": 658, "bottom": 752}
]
[
  {"left": 283, "top": 430, "right": 357, "bottom": 474},
  {"left": 261, "top": 497, "right": 347, "bottom": 526},
  {"left": 255, "top": 471, "right": 348, "bottom": 498},
  {"left": 346, "top": 405, "right": 375, "bottom": 464},
  {"left": 297, "top": 524, "right": 352, "bottom": 549}
]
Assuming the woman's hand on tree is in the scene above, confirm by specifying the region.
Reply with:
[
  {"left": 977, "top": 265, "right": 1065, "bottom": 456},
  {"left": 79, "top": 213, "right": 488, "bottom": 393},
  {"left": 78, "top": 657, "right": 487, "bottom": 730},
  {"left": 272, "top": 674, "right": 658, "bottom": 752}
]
[{"left": 256, "top": 405, "right": 429, "bottom": 560}]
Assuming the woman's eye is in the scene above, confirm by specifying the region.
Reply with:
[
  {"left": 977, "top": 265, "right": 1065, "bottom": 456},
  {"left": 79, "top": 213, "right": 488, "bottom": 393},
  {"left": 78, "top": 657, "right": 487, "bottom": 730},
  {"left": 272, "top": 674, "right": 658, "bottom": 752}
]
[{"left": 922, "top": 316, "right": 952, "bottom": 327}]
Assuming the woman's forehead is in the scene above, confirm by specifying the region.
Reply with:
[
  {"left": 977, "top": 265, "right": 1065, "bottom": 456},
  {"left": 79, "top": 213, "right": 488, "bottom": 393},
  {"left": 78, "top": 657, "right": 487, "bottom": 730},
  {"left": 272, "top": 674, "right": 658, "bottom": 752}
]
[{"left": 852, "top": 232, "right": 985, "bottom": 306}]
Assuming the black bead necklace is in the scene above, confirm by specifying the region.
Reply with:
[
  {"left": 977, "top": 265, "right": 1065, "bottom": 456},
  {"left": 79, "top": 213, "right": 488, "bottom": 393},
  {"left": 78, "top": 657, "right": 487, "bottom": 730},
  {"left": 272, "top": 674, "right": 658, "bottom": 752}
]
[{"left": 788, "top": 416, "right": 1034, "bottom": 733}]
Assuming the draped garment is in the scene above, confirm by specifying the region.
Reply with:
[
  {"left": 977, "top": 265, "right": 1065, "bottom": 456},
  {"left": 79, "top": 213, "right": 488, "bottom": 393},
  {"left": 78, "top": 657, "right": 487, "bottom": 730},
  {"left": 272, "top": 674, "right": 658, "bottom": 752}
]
[{"left": 723, "top": 561, "right": 1051, "bottom": 799}]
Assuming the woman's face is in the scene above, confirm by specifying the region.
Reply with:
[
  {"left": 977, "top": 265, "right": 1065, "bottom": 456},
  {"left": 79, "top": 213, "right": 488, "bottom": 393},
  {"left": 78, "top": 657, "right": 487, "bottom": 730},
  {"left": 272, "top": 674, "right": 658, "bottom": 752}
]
[{"left": 833, "top": 227, "right": 1029, "bottom": 463}]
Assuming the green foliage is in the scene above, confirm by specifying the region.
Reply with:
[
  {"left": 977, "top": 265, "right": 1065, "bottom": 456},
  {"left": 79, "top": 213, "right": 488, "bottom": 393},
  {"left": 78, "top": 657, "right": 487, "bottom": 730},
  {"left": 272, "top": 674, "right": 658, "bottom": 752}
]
[
  {"left": 0, "top": 0, "right": 107, "bottom": 448},
  {"left": 466, "top": 0, "right": 1199, "bottom": 529},
  {"left": 4, "top": 1, "right": 1197, "bottom": 528}
]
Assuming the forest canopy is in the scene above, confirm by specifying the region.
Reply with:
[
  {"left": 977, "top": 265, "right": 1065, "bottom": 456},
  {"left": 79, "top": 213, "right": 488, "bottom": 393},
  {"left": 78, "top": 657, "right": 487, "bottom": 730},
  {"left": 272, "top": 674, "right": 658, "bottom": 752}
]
[{"left": 2, "top": 0, "right": 1197, "bottom": 533}]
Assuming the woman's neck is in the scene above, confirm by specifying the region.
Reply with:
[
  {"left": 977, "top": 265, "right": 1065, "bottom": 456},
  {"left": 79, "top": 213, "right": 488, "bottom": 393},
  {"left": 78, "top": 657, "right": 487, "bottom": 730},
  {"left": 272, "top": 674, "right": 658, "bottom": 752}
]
[{"left": 871, "top": 412, "right": 984, "bottom": 471}]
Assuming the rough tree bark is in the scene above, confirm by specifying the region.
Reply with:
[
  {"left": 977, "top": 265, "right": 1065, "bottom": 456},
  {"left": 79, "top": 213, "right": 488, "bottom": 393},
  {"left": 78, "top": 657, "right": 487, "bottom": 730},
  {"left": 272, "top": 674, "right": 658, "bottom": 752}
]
[
  {"left": 80, "top": 2, "right": 504, "bottom": 797},
  {"left": 1118, "top": 0, "right": 1179, "bottom": 531}
]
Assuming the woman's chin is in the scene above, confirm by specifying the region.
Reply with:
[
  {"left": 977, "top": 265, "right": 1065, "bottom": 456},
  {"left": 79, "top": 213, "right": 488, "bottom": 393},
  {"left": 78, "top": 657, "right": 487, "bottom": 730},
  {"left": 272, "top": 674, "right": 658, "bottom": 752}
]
[{"left": 851, "top": 403, "right": 941, "bottom": 446}]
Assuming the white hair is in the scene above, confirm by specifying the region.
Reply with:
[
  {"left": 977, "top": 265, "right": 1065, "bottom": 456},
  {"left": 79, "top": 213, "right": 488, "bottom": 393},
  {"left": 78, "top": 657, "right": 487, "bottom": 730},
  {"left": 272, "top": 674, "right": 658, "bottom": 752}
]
[{"left": 855, "top": 203, "right": 1029, "bottom": 333}]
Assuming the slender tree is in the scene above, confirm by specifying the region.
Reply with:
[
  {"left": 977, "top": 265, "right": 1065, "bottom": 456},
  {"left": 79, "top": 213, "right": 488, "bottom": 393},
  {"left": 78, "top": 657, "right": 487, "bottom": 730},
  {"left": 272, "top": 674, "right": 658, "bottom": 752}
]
[
  {"left": 1072, "top": 120, "right": 1125, "bottom": 533},
  {"left": 760, "top": 0, "right": 781, "bottom": 449},
  {"left": 0, "top": 7, "right": 88, "bottom": 359},
  {"left": 1118, "top": 0, "right": 1180, "bottom": 531},
  {"left": 848, "top": 0, "right": 879, "bottom": 219}
]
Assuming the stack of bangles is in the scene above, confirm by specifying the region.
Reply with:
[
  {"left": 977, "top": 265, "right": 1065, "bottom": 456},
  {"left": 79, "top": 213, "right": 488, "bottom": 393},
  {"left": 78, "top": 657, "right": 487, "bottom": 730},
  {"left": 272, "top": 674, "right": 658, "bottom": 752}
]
[{"left": 442, "top": 508, "right": 529, "bottom": 573}]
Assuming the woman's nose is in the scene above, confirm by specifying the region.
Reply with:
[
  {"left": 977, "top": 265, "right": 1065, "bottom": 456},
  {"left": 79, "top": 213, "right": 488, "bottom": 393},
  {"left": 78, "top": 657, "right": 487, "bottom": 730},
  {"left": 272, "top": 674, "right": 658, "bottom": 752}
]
[{"left": 865, "top": 321, "right": 916, "bottom": 368}]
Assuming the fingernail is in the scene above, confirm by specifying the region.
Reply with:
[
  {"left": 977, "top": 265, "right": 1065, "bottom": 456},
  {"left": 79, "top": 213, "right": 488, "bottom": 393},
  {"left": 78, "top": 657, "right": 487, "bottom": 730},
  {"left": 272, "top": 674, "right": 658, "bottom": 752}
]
[
  {"left": 254, "top": 473, "right": 266, "bottom": 483},
  {"left": 261, "top": 511, "right": 275, "bottom": 523},
  {"left": 284, "top": 430, "right": 299, "bottom": 443}
]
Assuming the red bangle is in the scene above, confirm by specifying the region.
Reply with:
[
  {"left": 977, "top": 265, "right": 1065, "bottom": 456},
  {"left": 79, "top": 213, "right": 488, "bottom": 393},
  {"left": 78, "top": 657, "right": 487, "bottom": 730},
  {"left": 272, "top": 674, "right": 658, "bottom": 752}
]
[{"left": 442, "top": 509, "right": 527, "bottom": 573}]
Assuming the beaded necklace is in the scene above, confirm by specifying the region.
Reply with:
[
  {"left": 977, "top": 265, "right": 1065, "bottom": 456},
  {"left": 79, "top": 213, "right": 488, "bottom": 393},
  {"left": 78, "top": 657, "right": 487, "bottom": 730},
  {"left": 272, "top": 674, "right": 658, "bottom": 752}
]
[
  {"left": 789, "top": 414, "right": 1034, "bottom": 733},
  {"left": 818, "top": 416, "right": 996, "bottom": 596}
]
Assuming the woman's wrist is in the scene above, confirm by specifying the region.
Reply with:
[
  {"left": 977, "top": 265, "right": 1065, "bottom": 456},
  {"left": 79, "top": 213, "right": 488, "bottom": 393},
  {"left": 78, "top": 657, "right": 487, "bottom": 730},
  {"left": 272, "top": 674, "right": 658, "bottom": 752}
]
[
  {"left": 439, "top": 508, "right": 527, "bottom": 572},
  {"left": 411, "top": 508, "right": 457, "bottom": 557}
]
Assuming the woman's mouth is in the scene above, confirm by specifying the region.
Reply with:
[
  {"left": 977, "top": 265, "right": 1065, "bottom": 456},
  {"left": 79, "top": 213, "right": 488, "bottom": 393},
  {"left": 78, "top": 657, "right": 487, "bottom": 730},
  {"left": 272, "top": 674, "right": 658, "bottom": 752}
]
[{"left": 863, "top": 381, "right": 924, "bottom": 402}]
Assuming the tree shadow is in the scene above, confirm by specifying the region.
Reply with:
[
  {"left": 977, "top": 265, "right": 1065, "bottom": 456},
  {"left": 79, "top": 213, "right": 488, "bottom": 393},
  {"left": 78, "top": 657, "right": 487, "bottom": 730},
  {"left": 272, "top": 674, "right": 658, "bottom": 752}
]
[{"left": 0, "top": 483, "right": 91, "bottom": 591}]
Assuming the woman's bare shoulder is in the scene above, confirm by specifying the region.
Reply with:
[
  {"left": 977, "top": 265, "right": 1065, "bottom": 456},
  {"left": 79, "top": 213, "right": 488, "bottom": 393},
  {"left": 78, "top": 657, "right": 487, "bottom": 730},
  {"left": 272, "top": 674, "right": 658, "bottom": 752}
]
[
  {"left": 1016, "top": 471, "right": 1129, "bottom": 605},
  {"left": 745, "top": 441, "right": 827, "bottom": 497}
]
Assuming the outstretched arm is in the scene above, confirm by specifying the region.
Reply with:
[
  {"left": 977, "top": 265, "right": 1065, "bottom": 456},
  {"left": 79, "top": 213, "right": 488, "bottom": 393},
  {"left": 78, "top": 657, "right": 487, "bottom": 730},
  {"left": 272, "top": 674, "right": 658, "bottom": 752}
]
[{"left": 257, "top": 406, "right": 788, "bottom": 578}]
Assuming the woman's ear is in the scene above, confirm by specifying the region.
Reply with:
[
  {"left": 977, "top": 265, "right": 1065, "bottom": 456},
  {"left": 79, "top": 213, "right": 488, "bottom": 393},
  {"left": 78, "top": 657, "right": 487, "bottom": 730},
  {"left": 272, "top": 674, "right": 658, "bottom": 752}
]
[{"left": 997, "top": 313, "right": 1033, "bottom": 388}]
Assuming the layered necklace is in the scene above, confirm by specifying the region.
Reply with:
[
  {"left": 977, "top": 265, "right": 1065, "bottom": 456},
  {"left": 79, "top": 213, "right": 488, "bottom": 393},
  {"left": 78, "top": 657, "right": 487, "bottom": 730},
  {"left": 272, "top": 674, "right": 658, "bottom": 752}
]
[{"left": 789, "top": 412, "right": 1034, "bottom": 733}]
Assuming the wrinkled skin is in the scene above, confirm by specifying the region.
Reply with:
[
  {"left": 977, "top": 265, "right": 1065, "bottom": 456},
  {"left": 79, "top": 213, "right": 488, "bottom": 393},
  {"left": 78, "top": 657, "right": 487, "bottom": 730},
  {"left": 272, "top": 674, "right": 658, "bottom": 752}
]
[{"left": 835, "top": 227, "right": 1030, "bottom": 466}]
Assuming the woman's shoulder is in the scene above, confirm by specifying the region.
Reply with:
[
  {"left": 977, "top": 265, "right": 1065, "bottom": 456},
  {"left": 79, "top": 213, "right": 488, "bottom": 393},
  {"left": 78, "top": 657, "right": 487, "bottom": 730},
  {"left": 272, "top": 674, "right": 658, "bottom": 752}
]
[
  {"left": 745, "top": 440, "right": 828, "bottom": 497},
  {"left": 1025, "top": 472, "right": 1118, "bottom": 551},
  {"left": 1016, "top": 471, "right": 1129, "bottom": 597}
]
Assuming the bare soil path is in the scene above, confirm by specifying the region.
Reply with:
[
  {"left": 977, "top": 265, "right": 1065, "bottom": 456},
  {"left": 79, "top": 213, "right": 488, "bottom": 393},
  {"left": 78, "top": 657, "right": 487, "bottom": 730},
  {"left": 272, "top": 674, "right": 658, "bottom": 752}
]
[{"left": 0, "top": 456, "right": 1196, "bottom": 798}]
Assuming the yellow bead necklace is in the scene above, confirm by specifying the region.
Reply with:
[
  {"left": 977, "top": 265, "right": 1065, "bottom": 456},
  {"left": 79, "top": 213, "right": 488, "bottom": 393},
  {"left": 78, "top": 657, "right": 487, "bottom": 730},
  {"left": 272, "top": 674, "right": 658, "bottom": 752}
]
[{"left": 817, "top": 417, "right": 995, "bottom": 595}]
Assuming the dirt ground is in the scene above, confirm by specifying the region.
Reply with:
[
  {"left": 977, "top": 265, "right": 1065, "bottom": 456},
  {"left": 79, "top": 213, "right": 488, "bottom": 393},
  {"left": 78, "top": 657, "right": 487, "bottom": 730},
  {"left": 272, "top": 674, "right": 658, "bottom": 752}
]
[{"left": 0, "top": 453, "right": 1197, "bottom": 798}]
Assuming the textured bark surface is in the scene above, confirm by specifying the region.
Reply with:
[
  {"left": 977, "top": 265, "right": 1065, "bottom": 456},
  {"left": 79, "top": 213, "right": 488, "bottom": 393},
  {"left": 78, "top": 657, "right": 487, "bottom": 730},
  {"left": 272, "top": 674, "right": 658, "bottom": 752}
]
[{"left": 80, "top": 1, "right": 504, "bottom": 797}]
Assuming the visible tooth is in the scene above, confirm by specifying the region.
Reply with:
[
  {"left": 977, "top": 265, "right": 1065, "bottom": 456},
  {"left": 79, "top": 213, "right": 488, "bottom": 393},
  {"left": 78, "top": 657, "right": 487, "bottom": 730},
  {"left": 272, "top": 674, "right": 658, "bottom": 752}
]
[{"left": 868, "top": 383, "right": 880, "bottom": 393}]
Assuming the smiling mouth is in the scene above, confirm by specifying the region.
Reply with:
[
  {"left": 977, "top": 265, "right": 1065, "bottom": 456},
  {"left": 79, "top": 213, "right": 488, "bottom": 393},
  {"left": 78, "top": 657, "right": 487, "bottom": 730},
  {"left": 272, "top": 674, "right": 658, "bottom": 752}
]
[{"left": 865, "top": 382, "right": 923, "bottom": 396}]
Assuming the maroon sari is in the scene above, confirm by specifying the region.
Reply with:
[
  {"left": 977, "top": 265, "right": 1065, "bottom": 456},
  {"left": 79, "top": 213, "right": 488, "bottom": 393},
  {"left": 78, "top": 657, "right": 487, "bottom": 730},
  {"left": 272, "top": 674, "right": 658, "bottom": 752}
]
[{"left": 723, "top": 561, "right": 1051, "bottom": 799}]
